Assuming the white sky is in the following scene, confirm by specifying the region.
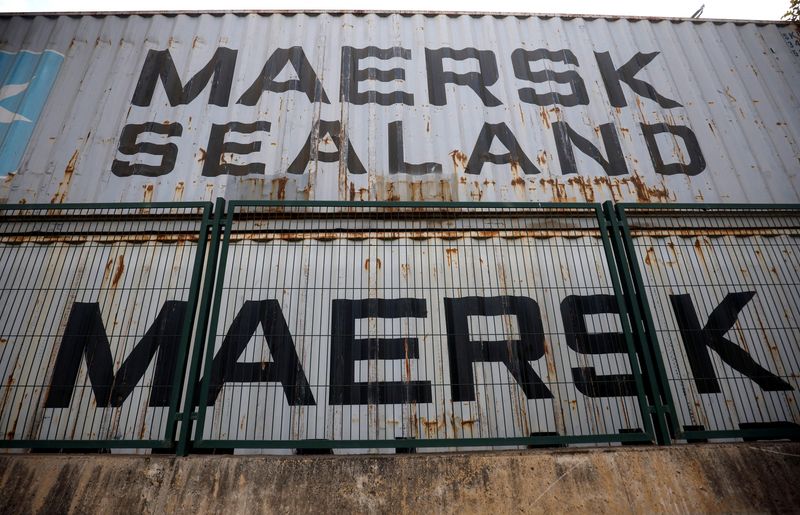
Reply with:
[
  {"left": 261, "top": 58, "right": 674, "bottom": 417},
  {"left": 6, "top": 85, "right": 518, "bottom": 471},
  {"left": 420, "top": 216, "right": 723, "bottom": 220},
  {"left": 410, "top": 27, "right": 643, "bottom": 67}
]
[{"left": 0, "top": 0, "right": 792, "bottom": 20}]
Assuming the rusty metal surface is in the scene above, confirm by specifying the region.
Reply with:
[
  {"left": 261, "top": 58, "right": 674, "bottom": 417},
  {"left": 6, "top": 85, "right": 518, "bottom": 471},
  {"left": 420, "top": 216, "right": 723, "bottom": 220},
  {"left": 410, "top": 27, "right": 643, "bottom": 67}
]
[
  {"left": 625, "top": 208, "right": 800, "bottom": 435},
  {"left": 0, "top": 13, "right": 798, "bottom": 204},
  {"left": 197, "top": 204, "right": 646, "bottom": 449}
]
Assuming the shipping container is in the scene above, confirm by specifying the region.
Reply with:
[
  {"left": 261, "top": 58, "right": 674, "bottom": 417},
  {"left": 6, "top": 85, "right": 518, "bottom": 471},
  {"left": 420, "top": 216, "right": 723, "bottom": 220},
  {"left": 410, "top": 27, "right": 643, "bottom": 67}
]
[
  {"left": 0, "top": 12, "right": 798, "bottom": 204},
  {"left": 0, "top": 12, "right": 798, "bottom": 453}
]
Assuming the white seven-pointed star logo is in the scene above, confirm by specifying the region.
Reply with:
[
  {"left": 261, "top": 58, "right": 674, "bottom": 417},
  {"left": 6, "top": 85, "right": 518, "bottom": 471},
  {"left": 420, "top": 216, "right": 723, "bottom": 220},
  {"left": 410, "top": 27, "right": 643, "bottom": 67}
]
[{"left": 0, "top": 83, "right": 32, "bottom": 123}]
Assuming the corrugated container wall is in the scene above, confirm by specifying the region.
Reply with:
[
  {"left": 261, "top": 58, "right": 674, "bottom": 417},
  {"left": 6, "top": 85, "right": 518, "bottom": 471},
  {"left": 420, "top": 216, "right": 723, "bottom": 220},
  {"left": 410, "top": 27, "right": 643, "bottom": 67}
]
[{"left": 0, "top": 12, "right": 798, "bottom": 204}]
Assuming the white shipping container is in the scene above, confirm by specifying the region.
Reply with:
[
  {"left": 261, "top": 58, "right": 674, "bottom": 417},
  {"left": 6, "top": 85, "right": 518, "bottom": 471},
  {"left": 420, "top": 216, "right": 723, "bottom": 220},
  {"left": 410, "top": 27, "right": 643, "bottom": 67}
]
[{"left": 0, "top": 12, "right": 798, "bottom": 204}]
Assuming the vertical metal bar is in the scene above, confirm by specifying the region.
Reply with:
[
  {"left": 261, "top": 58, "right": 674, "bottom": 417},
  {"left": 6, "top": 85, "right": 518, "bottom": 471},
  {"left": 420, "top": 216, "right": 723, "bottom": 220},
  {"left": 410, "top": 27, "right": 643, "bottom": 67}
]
[
  {"left": 192, "top": 198, "right": 236, "bottom": 448},
  {"left": 175, "top": 200, "right": 223, "bottom": 455},
  {"left": 596, "top": 204, "right": 656, "bottom": 442},
  {"left": 610, "top": 202, "right": 681, "bottom": 443}
]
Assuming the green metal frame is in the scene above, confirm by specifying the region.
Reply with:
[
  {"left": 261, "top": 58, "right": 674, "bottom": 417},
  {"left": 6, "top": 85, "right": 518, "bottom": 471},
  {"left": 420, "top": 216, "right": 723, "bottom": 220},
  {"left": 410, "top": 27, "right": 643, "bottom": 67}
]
[
  {"left": 613, "top": 202, "right": 800, "bottom": 443},
  {"left": 8, "top": 199, "right": 795, "bottom": 452},
  {"left": 0, "top": 201, "right": 213, "bottom": 451},
  {"left": 189, "top": 200, "right": 657, "bottom": 450}
]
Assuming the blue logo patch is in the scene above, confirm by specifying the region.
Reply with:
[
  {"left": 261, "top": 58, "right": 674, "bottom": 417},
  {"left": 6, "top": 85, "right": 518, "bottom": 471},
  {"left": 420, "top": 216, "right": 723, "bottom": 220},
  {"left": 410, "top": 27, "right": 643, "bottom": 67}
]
[{"left": 0, "top": 50, "right": 64, "bottom": 176}]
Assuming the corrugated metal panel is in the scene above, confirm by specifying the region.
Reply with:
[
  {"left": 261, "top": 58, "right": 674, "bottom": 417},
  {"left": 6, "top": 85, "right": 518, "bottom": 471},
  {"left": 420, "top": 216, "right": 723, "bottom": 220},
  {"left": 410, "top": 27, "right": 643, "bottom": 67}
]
[{"left": 0, "top": 13, "right": 798, "bottom": 204}]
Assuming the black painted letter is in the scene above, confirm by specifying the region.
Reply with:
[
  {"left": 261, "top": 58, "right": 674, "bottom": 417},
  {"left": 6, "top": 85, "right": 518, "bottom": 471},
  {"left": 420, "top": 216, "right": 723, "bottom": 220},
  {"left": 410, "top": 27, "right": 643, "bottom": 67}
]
[
  {"left": 670, "top": 292, "right": 792, "bottom": 393},
  {"left": 388, "top": 121, "right": 442, "bottom": 174},
  {"left": 206, "top": 300, "right": 315, "bottom": 406},
  {"left": 511, "top": 48, "right": 589, "bottom": 107},
  {"left": 341, "top": 46, "right": 414, "bottom": 106},
  {"left": 287, "top": 119, "right": 366, "bottom": 174},
  {"left": 595, "top": 51, "right": 681, "bottom": 109},
  {"left": 465, "top": 122, "right": 539, "bottom": 175},
  {"left": 641, "top": 123, "right": 706, "bottom": 176},
  {"left": 132, "top": 47, "right": 237, "bottom": 107},
  {"left": 330, "top": 298, "right": 431, "bottom": 405},
  {"left": 237, "top": 47, "right": 330, "bottom": 105},
  {"left": 202, "top": 121, "right": 271, "bottom": 177},
  {"left": 552, "top": 121, "right": 628, "bottom": 176},
  {"left": 444, "top": 296, "right": 552, "bottom": 402},
  {"left": 425, "top": 48, "right": 502, "bottom": 106},
  {"left": 46, "top": 301, "right": 186, "bottom": 408},
  {"left": 111, "top": 122, "right": 182, "bottom": 177},
  {"left": 561, "top": 295, "right": 637, "bottom": 397}
]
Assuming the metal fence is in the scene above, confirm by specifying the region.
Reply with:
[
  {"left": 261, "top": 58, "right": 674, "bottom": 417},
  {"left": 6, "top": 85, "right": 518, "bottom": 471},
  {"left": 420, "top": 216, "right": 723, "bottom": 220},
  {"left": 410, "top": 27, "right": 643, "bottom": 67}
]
[
  {"left": 0, "top": 203, "right": 212, "bottom": 450},
  {"left": 0, "top": 200, "right": 797, "bottom": 453},
  {"left": 188, "top": 201, "right": 654, "bottom": 451},
  {"left": 615, "top": 204, "right": 800, "bottom": 443}
]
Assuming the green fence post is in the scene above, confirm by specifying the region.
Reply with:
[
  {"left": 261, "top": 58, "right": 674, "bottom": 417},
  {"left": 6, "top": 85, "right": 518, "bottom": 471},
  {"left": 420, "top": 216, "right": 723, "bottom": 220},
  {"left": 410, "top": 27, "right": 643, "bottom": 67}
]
[
  {"left": 177, "top": 197, "right": 226, "bottom": 456},
  {"left": 602, "top": 201, "right": 673, "bottom": 445}
]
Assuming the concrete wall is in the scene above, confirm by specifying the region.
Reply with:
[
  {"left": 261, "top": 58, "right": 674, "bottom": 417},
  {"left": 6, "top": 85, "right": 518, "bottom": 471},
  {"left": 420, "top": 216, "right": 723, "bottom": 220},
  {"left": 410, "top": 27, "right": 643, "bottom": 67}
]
[{"left": 1, "top": 443, "right": 799, "bottom": 514}]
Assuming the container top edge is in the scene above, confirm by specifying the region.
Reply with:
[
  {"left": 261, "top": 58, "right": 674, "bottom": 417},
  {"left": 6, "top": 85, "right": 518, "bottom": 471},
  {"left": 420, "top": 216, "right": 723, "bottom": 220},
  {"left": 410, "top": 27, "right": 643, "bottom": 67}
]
[{"left": 0, "top": 9, "right": 794, "bottom": 26}]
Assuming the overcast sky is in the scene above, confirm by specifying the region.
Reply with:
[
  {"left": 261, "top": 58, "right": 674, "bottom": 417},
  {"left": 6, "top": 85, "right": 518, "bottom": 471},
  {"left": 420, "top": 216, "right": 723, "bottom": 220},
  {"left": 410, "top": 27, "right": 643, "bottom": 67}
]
[{"left": 0, "top": 0, "right": 792, "bottom": 20}]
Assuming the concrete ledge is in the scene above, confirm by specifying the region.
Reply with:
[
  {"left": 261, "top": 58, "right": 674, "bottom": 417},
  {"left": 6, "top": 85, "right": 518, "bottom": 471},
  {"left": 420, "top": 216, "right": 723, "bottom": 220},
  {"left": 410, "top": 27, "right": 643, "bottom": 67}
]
[{"left": 1, "top": 443, "right": 799, "bottom": 514}]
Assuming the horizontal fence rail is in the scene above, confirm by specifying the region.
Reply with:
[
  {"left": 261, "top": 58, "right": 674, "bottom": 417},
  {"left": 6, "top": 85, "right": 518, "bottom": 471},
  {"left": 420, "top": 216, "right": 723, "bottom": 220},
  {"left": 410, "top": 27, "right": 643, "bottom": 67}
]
[
  {"left": 189, "top": 201, "right": 655, "bottom": 450},
  {"left": 1, "top": 200, "right": 798, "bottom": 453},
  {"left": 616, "top": 204, "right": 800, "bottom": 443},
  {"left": 0, "top": 203, "right": 212, "bottom": 449}
]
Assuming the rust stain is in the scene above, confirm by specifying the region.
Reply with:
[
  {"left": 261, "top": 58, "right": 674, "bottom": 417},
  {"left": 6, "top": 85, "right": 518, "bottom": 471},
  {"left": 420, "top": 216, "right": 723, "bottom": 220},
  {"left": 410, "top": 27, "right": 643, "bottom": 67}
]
[
  {"left": 197, "top": 148, "right": 207, "bottom": 162},
  {"left": 693, "top": 238, "right": 707, "bottom": 266},
  {"left": 104, "top": 256, "right": 114, "bottom": 278},
  {"left": 470, "top": 181, "right": 484, "bottom": 201},
  {"left": 543, "top": 341, "right": 556, "bottom": 379},
  {"left": 409, "top": 181, "right": 423, "bottom": 201},
  {"left": 50, "top": 150, "right": 79, "bottom": 204},
  {"left": 0, "top": 338, "right": 7, "bottom": 345},
  {"left": 272, "top": 177, "right": 288, "bottom": 200},
  {"left": 621, "top": 174, "right": 672, "bottom": 203},
  {"left": 444, "top": 247, "right": 458, "bottom": 266},
  {"left": 174, "top": 181, "right": 185, "bottom": 201},
  {"left": 539, "top": 178, "right": 569, "bottom": 202},
  {"left": 400, "top": 263, "right": 410, "bottom": 279},
  {"left": 723, "top": 86, "right": 738, "bottom": 103},
  {"left": 644, "top": 247, "right": 656, "bottom": 266},
  {"left": 461, "top": 419, "right": 477, "bottom": 429},
  {"left": 143, "top": 183, "right": 154, "bottom": 202},
  {"left": 363, "top": 258, "right": 382, "bottom": 270},
  {"left": 349, "top": 182, "right": 356, "bottom": 201},
  {"left": 538, "top": 107, "right": 551, "bottom": 129},
  {"left": 111, "top": 255, "right": 125, "bottom": 288},
  {"left": 385, "top": 182, "right": 400, "bottom": 202},
  {"left": 403, "top": 339, "right": 412, "bottom": 383},
  {"left": 566, "top": 176, "right": 596, "bottom": 202},
  {"left": 421, "top": 417, "right": 443, "bottom": 435},
  {"left": 449, "top": 149, "right": 468, "bottom": 170}
]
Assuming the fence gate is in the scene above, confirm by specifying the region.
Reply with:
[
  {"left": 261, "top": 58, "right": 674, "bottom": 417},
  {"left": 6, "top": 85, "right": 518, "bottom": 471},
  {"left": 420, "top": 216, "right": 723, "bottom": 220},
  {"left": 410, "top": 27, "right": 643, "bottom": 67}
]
[
  {"left": 616, "top": 204, "right": 800, "bottom": 442},
  {"left": 0, "top": 203, "right": 212, "bottom": 450},
  {"left": 189, "top": 201, "right": 655, "bottom": 451}
]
